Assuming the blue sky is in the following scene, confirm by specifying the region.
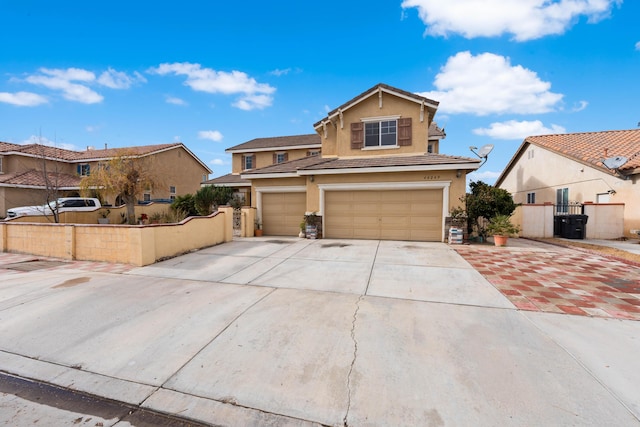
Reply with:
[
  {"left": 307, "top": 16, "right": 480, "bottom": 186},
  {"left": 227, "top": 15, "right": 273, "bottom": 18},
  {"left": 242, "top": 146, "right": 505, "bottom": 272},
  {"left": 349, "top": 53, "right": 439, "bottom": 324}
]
[{"left": 1, "top": 0, "right": 638, "bottom": 184}]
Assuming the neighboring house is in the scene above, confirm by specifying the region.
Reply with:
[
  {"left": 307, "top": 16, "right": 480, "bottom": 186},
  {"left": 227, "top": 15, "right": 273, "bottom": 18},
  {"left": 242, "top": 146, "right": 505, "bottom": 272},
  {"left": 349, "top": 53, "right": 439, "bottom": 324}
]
[
  {"left": 236, "top": 83, "right": 480, "bottom": 241},
  {"left": 495, "top": 129, "right": 640, "bottom": 238},
  {"left": 0, "top": 142, "right": 212, "bottom": 217}
]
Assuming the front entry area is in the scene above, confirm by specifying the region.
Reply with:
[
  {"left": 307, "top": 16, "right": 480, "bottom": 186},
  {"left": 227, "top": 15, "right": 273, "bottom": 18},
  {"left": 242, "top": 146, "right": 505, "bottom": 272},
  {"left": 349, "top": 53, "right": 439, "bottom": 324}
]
[{"left": 324, "top": 189, "right": 443, "bottom": 241}]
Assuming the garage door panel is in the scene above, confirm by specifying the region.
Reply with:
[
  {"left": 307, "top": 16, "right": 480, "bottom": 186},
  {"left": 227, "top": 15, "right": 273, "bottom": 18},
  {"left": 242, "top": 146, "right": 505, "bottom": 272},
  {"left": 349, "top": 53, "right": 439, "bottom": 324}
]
[
  {"left": 325, "top": 189, "right": 443, "bottom": 241},
  {"left": 262, "top": 192, "right": 306, "bottom": 236}
]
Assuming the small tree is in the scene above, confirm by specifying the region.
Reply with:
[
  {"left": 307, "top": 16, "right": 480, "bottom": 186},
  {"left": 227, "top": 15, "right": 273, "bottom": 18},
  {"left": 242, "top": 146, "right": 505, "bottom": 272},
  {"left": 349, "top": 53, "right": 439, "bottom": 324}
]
[
  {"left": 194, "top": 185, "right": 234, "bottom": 215},
  {"left": 171, "top": 194, "right": 198, "bottom": 217},
  {"left": 464, "top": 181, "right": 517, "bottom": 241},
  {"left": 80, "top": 149, "right": 162, "bottom": 225}
]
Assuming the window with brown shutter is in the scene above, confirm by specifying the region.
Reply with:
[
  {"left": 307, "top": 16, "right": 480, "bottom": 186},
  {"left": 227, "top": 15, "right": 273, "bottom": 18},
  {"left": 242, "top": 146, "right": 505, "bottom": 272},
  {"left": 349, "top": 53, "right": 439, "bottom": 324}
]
[
  {"left": 351, "top": 122, "right": 364, "bottom": 149},
  {"left": 243, "top": 154, "right": 255, "bottom": 170},
  {"left": 398, "top": 117, "right": 412, "bottom": 146}
]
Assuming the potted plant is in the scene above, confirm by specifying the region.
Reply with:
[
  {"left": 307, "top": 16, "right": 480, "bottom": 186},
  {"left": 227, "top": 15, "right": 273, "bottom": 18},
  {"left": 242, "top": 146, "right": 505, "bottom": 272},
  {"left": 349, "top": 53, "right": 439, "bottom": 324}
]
[
  {"left": 98, "top": 209, "right": 110, "bottom": 224},
  {"left": 254, "top": 219, "right": 263, "bottom": 237},
  {"left": 486, "top": 214, "right": 521, "bottom": 246},
  {"left": 304, "top": 212, "right": 320, "bottom": 239},
  {"left": 137, "top": 213, "right": 148, "bottom": 225},
  {"left": 299, "top": 220, "right": 306, "bottom": 238}
]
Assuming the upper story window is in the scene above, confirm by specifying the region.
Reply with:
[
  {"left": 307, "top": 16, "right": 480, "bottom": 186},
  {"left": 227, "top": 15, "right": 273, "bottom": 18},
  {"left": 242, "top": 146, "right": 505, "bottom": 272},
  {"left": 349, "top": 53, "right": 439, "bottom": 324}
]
[
  {"left": 243, "top": 154, "right": 255, "bottom": 170},
  {"left": 274, "top": 152, "right": 288, "bottom": 164},
  {"left": 77, "top": 163, "right": 90, "bottom": 176},
  {"left": 143, "top": 193, "right": 151, "bottom": 202},
  {"left": 169, "top": 186, "right": 176, "bottom": 194},
  {"left": 365, "top": 120, "right": 397, "bottom": 147},
  {"left": 307, "top": 150, "right": 320, "bottom": 157},
  {"left": 351, "top": 116, "right": 411, "bottom": 150},
  {"left": 527, "top": 192, "right": 536, "bottom": 204}
]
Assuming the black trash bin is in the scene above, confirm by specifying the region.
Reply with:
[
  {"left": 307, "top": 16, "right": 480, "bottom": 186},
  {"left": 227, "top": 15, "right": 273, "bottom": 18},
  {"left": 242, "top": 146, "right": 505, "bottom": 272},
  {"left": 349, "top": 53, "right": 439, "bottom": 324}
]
[{"left": 560, "top": 215, "right": 588, "bottom": 239}]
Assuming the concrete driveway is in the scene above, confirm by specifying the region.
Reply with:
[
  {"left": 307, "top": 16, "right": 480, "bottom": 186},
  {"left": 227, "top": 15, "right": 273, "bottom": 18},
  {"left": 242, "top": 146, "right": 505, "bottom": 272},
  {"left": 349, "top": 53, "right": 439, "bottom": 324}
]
[{"left": 0, "top": 238, "right": 639, "bottom": 426}]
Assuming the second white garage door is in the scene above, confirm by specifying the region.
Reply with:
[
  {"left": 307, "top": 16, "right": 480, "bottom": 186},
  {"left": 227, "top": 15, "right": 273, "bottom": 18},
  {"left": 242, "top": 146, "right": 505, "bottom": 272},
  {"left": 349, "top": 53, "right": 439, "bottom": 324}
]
[
  {"left": 261, "top": 192, "right": 306, "bottom": 236},
  {"left": 324, "top": 189, "right": 443, "bottom": 241}
]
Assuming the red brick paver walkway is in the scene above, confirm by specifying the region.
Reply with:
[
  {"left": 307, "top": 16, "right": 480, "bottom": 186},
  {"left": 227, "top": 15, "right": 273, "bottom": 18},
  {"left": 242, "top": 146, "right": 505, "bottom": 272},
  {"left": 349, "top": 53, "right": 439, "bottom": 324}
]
[
  {"left": 0, "top": 253, "right": 134, "bottom": 274},
  {"left": 455, "top": 243, "right": 640, "bottom": 321}
]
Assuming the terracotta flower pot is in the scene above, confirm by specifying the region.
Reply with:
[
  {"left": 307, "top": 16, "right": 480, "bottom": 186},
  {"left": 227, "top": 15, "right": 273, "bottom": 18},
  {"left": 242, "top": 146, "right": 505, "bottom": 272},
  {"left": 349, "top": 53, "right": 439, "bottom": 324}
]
[
  {"left": 255, "top": 229, "right": 263, "bottom": 237},
  {"left": 493, "top": 235, "right": 508, "bottom": 247}
]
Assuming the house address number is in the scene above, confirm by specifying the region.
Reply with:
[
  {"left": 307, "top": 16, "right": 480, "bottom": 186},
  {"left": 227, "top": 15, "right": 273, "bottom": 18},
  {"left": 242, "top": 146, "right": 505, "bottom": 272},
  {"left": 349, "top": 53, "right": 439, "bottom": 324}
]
[{"left": 423, "top": 175, "right": 441, "bottom": 180}]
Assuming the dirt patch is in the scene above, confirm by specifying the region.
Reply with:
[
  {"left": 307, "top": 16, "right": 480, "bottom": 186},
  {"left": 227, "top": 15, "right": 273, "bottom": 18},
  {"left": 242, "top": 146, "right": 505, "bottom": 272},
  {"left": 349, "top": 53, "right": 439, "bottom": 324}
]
[{"left": 540, "top": 238, "right": 640, "bottom": 266}]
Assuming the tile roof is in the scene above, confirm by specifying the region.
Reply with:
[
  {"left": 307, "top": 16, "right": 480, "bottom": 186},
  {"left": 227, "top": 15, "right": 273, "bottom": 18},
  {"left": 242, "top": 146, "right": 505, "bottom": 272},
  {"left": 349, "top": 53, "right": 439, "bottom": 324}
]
[
  {"left": 429, "top": 122, "right": 446, "bottom": 139},
  {"left": 203, "top": 173, "right": 251, "bottom": 185},
  {"left": 0, "top": 141, "right": 184, "bottom": 161},
  {"left": 526, "top": 129, "right": 640, "bottom": 174},
  {"left": 226, "top": 134, "right": 321, "bottom": 152},
  {"left": 313, "top": 83, "right": 440, "bottom": 128},
  {"left": 244, "top": 153, "right": 479, "bottom": 175},
  {"left": 0, "top": 169, "right": 81, "bottom": 188},
  {"left": 242, "top": 155, "right": 333, "bottom": 175}
]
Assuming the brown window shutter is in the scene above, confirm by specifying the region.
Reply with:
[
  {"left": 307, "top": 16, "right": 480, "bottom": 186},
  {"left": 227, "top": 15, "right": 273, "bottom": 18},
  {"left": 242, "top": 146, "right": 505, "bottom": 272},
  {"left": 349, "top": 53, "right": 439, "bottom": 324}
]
[
  {"left": 251, "top": 155, "right": 256, "bottom": 168},
  {"left": 273, "top": 153, "right": 277, "bottom": 164},
  {"left": 351, "top": 122, "right": 363, "bottom": 149},
  {"left": 284, "top": 152, "right": 288, "bottom": 161},
  {"left": 398, "top": 118, "right": 412, "bottom": 146},
  {"left": 306, "top": 150, "right": 310, "bottom": 156}
]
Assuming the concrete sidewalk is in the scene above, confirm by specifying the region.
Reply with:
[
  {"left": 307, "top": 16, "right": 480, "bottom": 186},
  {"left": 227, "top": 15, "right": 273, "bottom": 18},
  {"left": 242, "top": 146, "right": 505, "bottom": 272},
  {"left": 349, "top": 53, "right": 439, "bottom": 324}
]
[{"left": 0, "top": 238, "right": 639, "bottom": 425}]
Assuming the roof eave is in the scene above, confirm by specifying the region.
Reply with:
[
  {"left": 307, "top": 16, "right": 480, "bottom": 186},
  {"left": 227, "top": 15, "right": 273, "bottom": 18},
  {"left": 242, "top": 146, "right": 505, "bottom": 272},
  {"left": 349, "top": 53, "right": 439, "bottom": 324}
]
[
  {"left": 298, "top": 162, "right": 480, "bottom": 176},
  {"left": 226, "top": 143, "right": 321, "bottom": 154}
]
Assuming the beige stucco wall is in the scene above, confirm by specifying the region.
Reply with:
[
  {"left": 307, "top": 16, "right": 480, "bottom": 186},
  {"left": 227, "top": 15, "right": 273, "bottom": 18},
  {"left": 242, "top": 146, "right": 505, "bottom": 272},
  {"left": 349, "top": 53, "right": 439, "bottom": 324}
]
[
  {"left": 319, "top": 92, "right": 430, "bottom": 158},
  {"left": 1, "top": 209, "right": 232, "bottom": 266},
  {"left": 500, "top": 144, "right": 639, "bottom": 237}
]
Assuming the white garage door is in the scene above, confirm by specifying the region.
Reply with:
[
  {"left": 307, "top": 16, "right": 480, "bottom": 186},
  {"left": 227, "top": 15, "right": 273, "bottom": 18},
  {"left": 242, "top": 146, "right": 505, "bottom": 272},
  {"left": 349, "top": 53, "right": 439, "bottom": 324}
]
[
  {"left": 324, "top": 189, "right": 443, "bottom": 241},
  {"left": 262, "top": 192, "right": 306, "bottom": 236}
]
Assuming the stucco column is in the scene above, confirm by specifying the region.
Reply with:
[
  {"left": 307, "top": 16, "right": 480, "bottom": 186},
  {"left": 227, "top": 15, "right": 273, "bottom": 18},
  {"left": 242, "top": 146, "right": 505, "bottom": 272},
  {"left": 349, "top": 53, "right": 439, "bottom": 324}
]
[
  {"left": 218, "top": 206, "right": 234, "bottom": 242},
  {"left": 0, "top": 223, "right": 6, "bottom": 252},
  {"left": 64, "top": 225, "right": 75, "bottom": 260}
]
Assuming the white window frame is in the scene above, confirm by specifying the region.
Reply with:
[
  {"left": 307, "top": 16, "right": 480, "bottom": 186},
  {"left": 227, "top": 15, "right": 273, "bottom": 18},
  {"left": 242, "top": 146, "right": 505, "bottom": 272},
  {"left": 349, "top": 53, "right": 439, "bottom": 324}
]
[
  {"left": 244, "top": 154, "right": 254, "bottom": 170},
  {"left": 143, "top": 193, "right": 151, "bottom": 202},
  {"left": 361, "top": 115, "right": 401, "bottom": 149},
  {"left": 276, "top": 152, "right": 286, "bottom": 164},
  {"left": 527, "top": 192, "right": 536, "bottom": 204},
  {"left": 79, "top": 163, "right": 90, "bottom": 176}
]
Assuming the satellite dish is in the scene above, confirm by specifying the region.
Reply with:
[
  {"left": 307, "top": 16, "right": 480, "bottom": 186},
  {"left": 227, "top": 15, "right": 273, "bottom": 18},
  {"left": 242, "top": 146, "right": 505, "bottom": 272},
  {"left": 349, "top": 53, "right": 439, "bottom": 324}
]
[
  {"left": 477, "top": 144, "right": 494, "bottom": 158},
  {"left": 602, "top": 156, "right": 628, "bottom": 170}
]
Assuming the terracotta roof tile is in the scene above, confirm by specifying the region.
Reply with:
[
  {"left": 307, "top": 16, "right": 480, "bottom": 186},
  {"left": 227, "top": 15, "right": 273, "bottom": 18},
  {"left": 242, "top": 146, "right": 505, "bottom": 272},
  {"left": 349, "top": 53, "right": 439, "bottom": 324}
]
[
  {"left": 226, "top": 134, "right": 321, "bottom": 152},
  {"left": 527, "top": 129, "right": 640, "bottom": 173},
  {"left": 244, "top": 153, "right": 478, "bottom": 175},
  {"left": 242, "top": 155, "right": 334, "bottom": 175},
  {"left": 0, "top": 169, "right": 80, "bottom": 188},
  {"left": 203, "top": 173, "right": 251, "bottom": 185}
]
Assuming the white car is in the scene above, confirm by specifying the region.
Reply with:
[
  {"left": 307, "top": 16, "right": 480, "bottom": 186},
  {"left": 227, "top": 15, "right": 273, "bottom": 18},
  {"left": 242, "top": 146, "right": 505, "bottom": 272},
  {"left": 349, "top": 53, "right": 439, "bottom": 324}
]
[{"left": 7, "top": 197, "right": 101, "bottom": 218}]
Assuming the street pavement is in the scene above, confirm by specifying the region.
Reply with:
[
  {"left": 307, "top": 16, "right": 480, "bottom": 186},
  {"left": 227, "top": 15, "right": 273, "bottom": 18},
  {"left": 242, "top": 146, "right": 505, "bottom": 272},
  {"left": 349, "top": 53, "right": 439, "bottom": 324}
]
[{"left": 0, "top": 238, "right": 639, "bottom": 426}]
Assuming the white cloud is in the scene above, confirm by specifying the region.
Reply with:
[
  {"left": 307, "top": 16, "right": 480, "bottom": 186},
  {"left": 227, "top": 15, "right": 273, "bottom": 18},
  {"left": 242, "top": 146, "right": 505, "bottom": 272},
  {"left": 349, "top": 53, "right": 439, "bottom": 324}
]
[
  {"left": 467, "top": 170, "right": 502, "bottom": 184},
  {"left": 22, "top": 67, "right": 143, "bottom": 104},
  {"left": 418, "top": 51, "right": 563, "bottom": 116},
  {"left": 402, "top": 0, "right": 621, "bottom": 41},
  {"left": 474, "top": 120, "right": 566, "bottom": 140},
  {"left": 165, "top": 96, "right": 187, "bottom": 106},
  {"left": 210, "top": 158, "right": 226, "bottom": 166},
  {"left": 21, "top": 135, "right": 77, "bottom": 151},
  {"left": 198, "top": 130, "right": 224, "bottom": 142},
  {"left": 26, "top": 68, "right": 103, "bottom": 104},
  {"left": 98, "top": 68, "right": 146, "bottom": 89},
  {"left": 572, "top": 100, "right": 588, "bottom": 112},
  {"left": 635, "top": 41, "right": 640, "bottom": 50},
  {"left": 148, "top": 62, "right": 275, "bottom": 110},
  {"left": 0, "top": 91, "right": 48, "bottom": 106},
  {"left": 270, "top": 68, "right": 291, "bottom": 76}
]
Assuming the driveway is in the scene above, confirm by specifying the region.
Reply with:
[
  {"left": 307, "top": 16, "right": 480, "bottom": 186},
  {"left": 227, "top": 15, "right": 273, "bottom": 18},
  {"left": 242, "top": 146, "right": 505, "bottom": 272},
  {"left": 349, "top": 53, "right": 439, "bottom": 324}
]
[{"left": 0, "top": 238, "right": 639, "bottom": 426}]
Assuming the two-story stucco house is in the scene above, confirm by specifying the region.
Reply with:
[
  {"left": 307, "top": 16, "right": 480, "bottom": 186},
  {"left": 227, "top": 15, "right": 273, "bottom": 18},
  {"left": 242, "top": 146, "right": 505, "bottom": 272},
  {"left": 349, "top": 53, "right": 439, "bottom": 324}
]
[
  {"left": 233, "top": 83, "right": 479, "bottom": 241},
  {"left": 496, "top": 129, "right": 640, "bottom": 238},
  {"left": 0, "top": 142, "right": 211, "bottom": 217}
]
